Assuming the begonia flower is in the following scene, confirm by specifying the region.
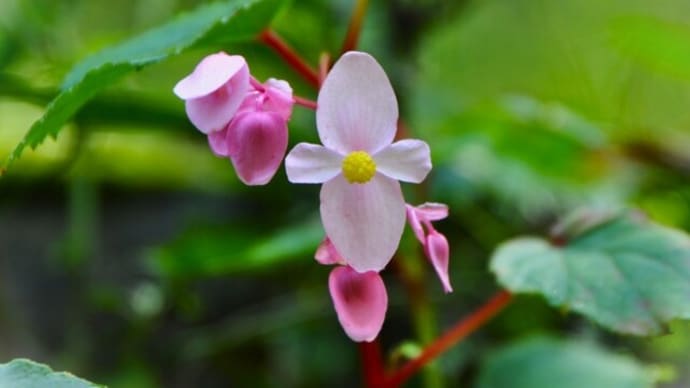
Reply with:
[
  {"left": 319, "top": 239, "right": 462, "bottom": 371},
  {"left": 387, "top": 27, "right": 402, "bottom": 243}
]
[
  {"left": 173, "top": 52, "right": 249, "bottom": 134},
  {"left": 285, "top": 51, "right": 432, "bottom": 272},
  {"left": 406, "top": 203, "right": 452, "bottom": 293},
  {"left": 328, "top": 265, "right": 388, "bottom": 342}
]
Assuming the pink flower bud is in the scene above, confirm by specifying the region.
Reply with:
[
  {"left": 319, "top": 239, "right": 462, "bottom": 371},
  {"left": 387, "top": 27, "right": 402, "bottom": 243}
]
[
  {"left": 329, "top": 266, "right": 388, "bottom": 342},
  {"left": 173, "top": 52, "right": 250, "bottom": 134},
  {"left": 315, "top": 237, "right": 346, "bottom": 265},
  {"left": 225, "top": 110, "right": 288, "bottom": 186},
  {"left": 425, "top": 231, "right": 452, "bottom": 293}
]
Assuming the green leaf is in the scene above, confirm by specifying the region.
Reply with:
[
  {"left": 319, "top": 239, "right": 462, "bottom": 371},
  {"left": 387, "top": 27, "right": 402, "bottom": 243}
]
[
  {"left": 150, "top": 215, "right": 323, "bottom": 278},
  {"left": 491, "top": 210, "right": 690, "bottom": 335},
  {"left": 0, "top": 359, "right": 103, "bottom": 388},
  {"left": 3, "top": 0, "right": 284, "bottom": 171},
  {"left": 476, "top": 337, "right": 654, "bottom": 388}
]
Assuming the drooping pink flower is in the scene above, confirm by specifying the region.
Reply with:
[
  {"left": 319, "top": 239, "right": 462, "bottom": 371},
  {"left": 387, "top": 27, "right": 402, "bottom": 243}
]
[
  {"left": 206, "top": 77, "right": 294, "bottom": 186},
  {"left": 328, "top": 265, "right": 388, "bottom": 342},
  {"left": 285, "top": 51, "right": 432, "bottom": 273},
  {"left": 173, "top": 52, "right": 250, "bottom": 134},
  {"left": 406, "top": 203, "right": 453, "bottom": 293}
]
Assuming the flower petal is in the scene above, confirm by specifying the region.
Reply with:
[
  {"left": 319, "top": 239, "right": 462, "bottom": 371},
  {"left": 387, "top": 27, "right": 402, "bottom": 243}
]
[
  {"left": 207, "top": 127, "right": 230, "bottom": 157},
  {"left": 426, "top": 232, "right": 452, "bottom": 293},
  {"left": 285, "top": 143, "right": 343, "bottom": 184},
  {"left": 405, "top": 204, "right": 426, "bottom": 244},
  {"left": 416, "top": 202, "right": 449, "bottom": 221},
  {"left": 315, "top": 237, "right": 346, "bottom": 266},
  {"left": 374, "top": 139, "right": 432, "bottom": 183},
  {"left": 227, "top": 111, "right": 287, "bottom": 185},
  {"left": 173, "top": 53, "right": 248, "bottom": 100},
  {"left": 183, "top": 60, "right": 250, "bottom": 134},
  {"left": 317, "top": 51, "right": 398, "bottom": 154},
  {"left": 264, "top": 78, "right": 294, "bottom": 121},
  {"left": 329, "top": 266, "right": 388, "bottom": 342},
  {"left": 320, "top": 174, "right": 406, "bottom": 272}
]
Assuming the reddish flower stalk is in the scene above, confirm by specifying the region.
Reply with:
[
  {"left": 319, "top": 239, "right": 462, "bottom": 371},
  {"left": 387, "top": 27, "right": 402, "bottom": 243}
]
[
  {"left": 385, "top": 291, "right": 513, "bottom": 387},
  {"left": 359, "top": 339, "right": 386, "bottom": 388},
  {"left": 340, "top": 0, "right": 370, "bottom": 55},
  {"left": 294, "top": 95, "right": 317, "bottom": 110},
  {"left": 259, "top": 29, "right": 320, "bottom": 88}
]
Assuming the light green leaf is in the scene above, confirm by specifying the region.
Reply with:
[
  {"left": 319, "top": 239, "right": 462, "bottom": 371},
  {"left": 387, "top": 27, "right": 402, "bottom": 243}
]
[
  {"left": 476, "top": 337, "right": 654, "bottom": 388},
  {"left": 490, "top": 210, "right": 690, "bottom": 335},
  {"left": 3, "top": 0, "right": 284, "bottom": 171},
  {"left": 0, "top": 359, "right": 103, "bottom": 388}
]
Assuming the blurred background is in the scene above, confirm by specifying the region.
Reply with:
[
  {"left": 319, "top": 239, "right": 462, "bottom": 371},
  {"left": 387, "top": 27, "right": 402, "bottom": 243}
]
[{"left": 1, "top": 0, "right": 690, "bottom": 386}]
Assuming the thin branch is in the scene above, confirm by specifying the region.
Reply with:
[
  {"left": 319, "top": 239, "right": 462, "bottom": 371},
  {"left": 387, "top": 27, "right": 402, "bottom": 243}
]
[
  {"left": 259, "top": 29, "right": 320, "bottom": 89},
  {"left": 340, "top": 0, "right": 370, "bottom": 54},
  {"left": 294, "top": 95, "right": 317, "bottom": 110},
  {"left": 386, "top": 291, "right": 512, "bottom": 387}
]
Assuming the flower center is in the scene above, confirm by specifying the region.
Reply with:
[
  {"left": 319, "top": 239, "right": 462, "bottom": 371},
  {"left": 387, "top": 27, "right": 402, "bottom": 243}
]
[{"left": 342, "top": 151, "right": 376, "bottom": 184}]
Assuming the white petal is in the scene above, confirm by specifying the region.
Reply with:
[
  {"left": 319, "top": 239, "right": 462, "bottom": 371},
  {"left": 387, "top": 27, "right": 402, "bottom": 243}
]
[
  {"left": 317, "top": 52, "right": 398, "bottom": 154},
  {"left": 374, "top": 139, "right": 432, "bottom": 183},
  {"left": 285, "top": 143, "right": 343, "bottom": 183},
  {"left": 320, "top": 174, "right": 406, "bottom": 272}
]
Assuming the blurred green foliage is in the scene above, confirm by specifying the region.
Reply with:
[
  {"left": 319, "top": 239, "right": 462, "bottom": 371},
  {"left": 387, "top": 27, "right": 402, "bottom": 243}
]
[{"left": 1, "top": 0, "right": 690, "bottom": 387}]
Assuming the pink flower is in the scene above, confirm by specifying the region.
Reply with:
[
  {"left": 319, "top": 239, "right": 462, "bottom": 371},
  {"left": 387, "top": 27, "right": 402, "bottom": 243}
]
[
  {"left": 406, "top": 203, "right": 453, "bottom": 293},
  {"left": 208, "top": 78, "right": 294, "bottom": 185},
  {"left": 173, "top": 52, "right": 250, "bottom": 134},
  {"left": 315, "top": 239, "right": 387, "bottom": 342},
  {"left": 285, "top": 51, "right": 432, "bottom": 273}
]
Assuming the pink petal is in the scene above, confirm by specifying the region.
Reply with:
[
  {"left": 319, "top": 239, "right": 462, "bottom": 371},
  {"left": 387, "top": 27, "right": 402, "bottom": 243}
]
[
  {"left": 316, "top": 51, "right": 398, "bottom": 154},
  {"left": 329, "top": 266, "right": 388, "bottom": 342},
  {"left": 285, "top": 143, "right": 343, "bottom": 183},
  {"left": 185, "top": 72, "right": 251, "bottom": 134},
  {"left": 264, "top": 78, "right": 294, "bottom": 121},
  {"left": 405, "top": 204, "right": 426, "bottom": 244},
  {"left": 227, "top": 111, "right": 287, "bottom": 185},
  {"left": 426, "top": 232, "right": 452, "bottom": 293},
  {"left": 374, "top": 139, "right": 432, "bottom": 183},
  {"left": 416, "top": 202, "right": 449, "bottom": 221},
  {"left": 320, "top": 174, "right": 406, "bottom": 272},
  {"left": 315, "top": 238, "right": 346, "bottom": 266},
  {"left": 173, "top": 53, "right": 248, "bottom": 99},
  {"left": 207, "top": 127, "right": 230, "bottom": 157}
]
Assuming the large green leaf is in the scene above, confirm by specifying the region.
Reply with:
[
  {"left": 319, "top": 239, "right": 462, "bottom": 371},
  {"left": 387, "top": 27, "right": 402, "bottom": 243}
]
[
  {"left": 3, "top": 0, "right": 284, "bottom": 171},
  {"left": 476, "top": 337, "right": 654, "bottom": 388},
  {"left": 490, "top": 210, "right": 690, "bottom": 335},
  {"left": 0, "top": 359, "right": 103, "bottom": 388}
]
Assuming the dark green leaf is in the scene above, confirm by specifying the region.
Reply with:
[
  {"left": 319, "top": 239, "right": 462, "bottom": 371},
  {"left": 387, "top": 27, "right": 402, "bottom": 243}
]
[
  {"left": 0, "top": 359, "right": 103, "bottom": 388},
  {"left": 476, "top": 337, "right": 653, "bottom": 388},
  {"left": 491, "top": 210, "right": 690, "bottom": 335},
  {"left": 3, "top": 0, "right": 285, "bottom": 170}
]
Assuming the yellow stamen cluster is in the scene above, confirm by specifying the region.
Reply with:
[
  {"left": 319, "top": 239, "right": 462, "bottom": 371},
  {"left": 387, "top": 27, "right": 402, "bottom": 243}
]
[{"left": 342, "top": 151, "right": 376, "bottom": 184}]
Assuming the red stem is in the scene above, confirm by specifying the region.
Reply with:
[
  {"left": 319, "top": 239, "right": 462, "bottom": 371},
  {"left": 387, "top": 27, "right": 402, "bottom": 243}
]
[
  {"left": 386, "top": 291, "right": 512, "bottom": 387},
  {"left": 359, "top": 339, "right": 385, "bottom": 388},
  {"left": 259, "top": 29, "right": 320, "bottom": 89},
  {"left": 294, "top": 95, "right": 317, "bottom": 110},
  {"left": 341, "top": 0, "right": 370, "bottom": 54}
]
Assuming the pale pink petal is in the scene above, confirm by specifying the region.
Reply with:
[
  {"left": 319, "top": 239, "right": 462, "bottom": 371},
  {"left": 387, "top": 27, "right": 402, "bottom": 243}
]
[
  {"left": 329, "top": 266, "right": 388, "bottom": 342},
  {"left": 374, "top": 139, "right": 432, "bottom": 183},
  {"left": 320, "top": 174, "right": 406, "bottom": 272},
  {"left": 317, "top": 51, "right": 398, "bottom": 154},
  {"left": 184, "top": 64, "right": 251, "bottom": 134},
  {"left": 285, "top": 143, "right": 343, "bottom": 183},
  {"left": 264, "top": 78, "right": 294, "bottom": 120},
  {"left": 207, "top": 127, "right": 230, "bottom": 157},
  {"left": 405, "top": 204, "right": 426, "bottom": 244},
  {"left": 416, "top": 202, "right": 449, "bottom": 221},
  {"left": 426, "top": 232, "right": 452, "bottom": 293},
  {"left": 173, "top": 53, "right": 247, "bottom": 99},
  {"left": 227, "top": 111, "right": 287, "bottom": 185},
  {"left": 315, "top": 238, "right": 346, "bottom": 266}
]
